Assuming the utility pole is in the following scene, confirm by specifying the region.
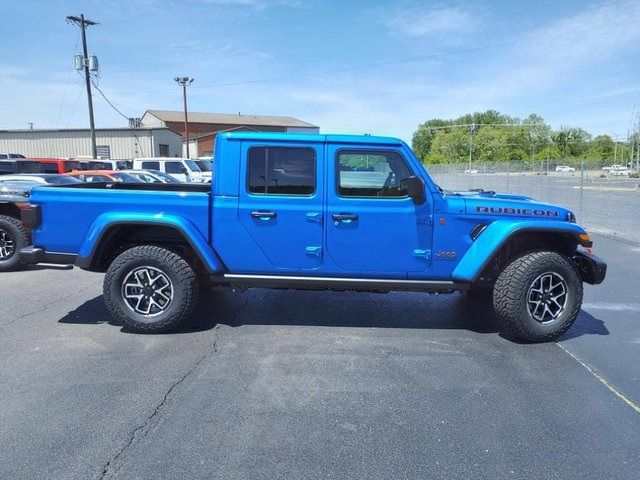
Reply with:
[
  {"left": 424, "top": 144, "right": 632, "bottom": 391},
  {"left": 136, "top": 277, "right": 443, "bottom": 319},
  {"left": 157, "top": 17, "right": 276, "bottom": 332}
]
[
  {"left": 174, "top": 77, "right": 194, "bottom": 158},
  {"left": 67, "top": 14, "right": 98, "bottom": 159},
  {"left": 468, "top": 123, "right": 475, "bottom": 171}
]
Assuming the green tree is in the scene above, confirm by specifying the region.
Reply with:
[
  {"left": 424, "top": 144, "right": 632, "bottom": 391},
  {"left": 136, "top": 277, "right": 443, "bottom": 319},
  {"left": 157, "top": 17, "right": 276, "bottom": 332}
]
[
  {"left": 427, "top": 129, "right": 468, "bottom": 164},
  {"left": 412, "top": 119, "right": 452, "bottom": 162},
  {"left": 551, "top": 127, "right": 591, "bottom": 159},
  {"left": 586, "top": 135, "right": 615, "bottom": 161}
]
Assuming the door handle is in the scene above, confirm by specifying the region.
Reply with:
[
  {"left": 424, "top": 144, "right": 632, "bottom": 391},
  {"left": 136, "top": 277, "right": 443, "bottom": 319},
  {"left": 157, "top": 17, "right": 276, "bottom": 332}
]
[
  {"left": 251, "top": 210, "right": 277, "bottom": 219},
  {"left": 332, "top": 213, "right": 358, "bottom": 222}
]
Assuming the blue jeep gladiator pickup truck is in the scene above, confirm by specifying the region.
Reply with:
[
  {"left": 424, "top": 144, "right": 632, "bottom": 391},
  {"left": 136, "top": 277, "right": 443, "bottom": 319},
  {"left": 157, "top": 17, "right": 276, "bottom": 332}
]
[{"left": 18, "top": 132, "right": 606, "bottom": 341}]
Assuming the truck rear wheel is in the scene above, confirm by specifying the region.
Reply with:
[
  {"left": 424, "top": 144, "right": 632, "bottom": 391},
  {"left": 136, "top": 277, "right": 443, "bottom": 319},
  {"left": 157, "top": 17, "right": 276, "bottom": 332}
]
[
  {"left": 0, "top": 214, "right": 29, "bottom": 272},
  {"left": 103, "top": 245, "right": 199, "bottom": 333},
  {"left": 493, "top": 251, "right": 582, "bottom": 342}
]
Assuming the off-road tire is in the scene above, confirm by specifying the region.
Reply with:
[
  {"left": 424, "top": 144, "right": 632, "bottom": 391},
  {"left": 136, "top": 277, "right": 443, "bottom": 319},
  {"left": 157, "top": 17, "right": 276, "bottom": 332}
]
[
  {"left": 0, "top": 214, "right": 29, "bottom": 272},
  {"left": 103, "top": 245, "right": 199, "bottom": 333},
  {"left": 493, "top": 251, "right": 582, "bottom": 342}
]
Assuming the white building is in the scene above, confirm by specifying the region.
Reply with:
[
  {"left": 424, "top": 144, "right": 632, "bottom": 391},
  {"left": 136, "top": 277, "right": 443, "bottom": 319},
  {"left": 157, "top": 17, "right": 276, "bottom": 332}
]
[{"left": 0, "top": 127, "right": 182, "bottom": 159}]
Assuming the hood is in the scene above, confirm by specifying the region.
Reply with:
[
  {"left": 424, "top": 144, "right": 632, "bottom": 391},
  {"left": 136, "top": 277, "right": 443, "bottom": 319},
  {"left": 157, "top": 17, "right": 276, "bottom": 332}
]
[{"left": 450, "top": 189, "right": 572, "bottom": 221}]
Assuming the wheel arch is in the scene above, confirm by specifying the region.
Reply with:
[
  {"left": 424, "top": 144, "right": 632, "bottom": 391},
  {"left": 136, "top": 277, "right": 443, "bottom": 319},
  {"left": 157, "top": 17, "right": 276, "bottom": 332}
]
[
  {"left": 452, "top": 221, "right": 591, "bottom": 284},
  {"left": 76, "top": 215, "right": 224, "bottom": 273}
]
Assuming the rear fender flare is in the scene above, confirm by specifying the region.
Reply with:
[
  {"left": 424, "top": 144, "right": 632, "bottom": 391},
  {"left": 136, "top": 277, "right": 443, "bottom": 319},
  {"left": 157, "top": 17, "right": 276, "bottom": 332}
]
[
  {"left": 76, "top": 212, "right": 223, "bottom": 272},
  {"left": 451, "top": 220, "right": 591, "bottom": 283}
]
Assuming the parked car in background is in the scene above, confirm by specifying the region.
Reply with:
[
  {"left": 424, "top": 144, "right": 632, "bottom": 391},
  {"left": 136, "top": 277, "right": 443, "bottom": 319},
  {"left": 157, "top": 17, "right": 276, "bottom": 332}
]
[
  {"left": 76, "top": 160, "right": 111, "bottom": 170},
  {"left": 555, "top": 165, "right": 576, "bottom": 173},
  {"left": 123, "top": 169, "right": 180, "bottom": 184},
  {"left": 64, "top": 170, "right": 143, "bottom": 183},
  {"left": 464, "top": 168, "right": 479, "bottom": 174},
  {"left": 101, "top": 159, "right": 133, "bottom": 170},
  {"left": 31, "top": 157, "right": 80, "bottom": 174},
  {"left": 194, "top": 158, "right": 213, "bottom": 182},
  {"left": 0, "top": 181, "right": 31, "bottom": 271},
  {"left": 0, "top": 174, "right": 82, "bottom": 185},
  {"left": 133, "top": 158, "right": 204, "bottom": 183},
  {"left": 602, "top": 164, "right": 623, "bottom": 172},
  {"left": 0, "top": 153, "right": 26, "bottom": 159},
  {"left": 0, "top": 159, "right": 43, "bottom": 175},
  {"left": 610, "top": 167, "right": 631, "bottom": 176}
]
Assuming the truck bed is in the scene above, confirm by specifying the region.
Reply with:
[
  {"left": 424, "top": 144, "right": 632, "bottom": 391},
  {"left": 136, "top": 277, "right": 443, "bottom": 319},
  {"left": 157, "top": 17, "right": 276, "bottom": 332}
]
[{"left": 29, "top": 183, "right": 212, "bottom": 254}]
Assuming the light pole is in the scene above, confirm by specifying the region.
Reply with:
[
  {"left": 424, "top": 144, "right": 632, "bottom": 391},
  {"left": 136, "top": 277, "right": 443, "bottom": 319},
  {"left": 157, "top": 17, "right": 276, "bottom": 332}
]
[
  {"left": 608, "top": 132, "right": 620, "bottom": 165},
  {"left": 174, "top": 76, "right": 194, "bottom": 158}
]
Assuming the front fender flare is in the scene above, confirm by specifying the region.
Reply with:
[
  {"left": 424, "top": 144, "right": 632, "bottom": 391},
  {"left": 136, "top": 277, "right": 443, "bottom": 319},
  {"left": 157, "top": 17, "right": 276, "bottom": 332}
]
[
  {"left": 76, "top": 212, "right": 223, "bottom": 272},
  {"left": 451, "top": 220, "right": 591, "bottom": 283}
]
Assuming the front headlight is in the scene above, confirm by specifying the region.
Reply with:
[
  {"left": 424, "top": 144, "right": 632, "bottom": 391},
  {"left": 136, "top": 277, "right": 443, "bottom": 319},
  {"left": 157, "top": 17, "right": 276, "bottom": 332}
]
[{"left": 567, "top": 211, "right": 576, "bottom": 223}]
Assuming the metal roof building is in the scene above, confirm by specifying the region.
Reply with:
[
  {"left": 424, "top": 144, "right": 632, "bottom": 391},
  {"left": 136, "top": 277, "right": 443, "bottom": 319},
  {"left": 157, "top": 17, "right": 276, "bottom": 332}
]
[
  {"left": 140, "top": 110, "right": 319, "bottom": 157},
  {"left": 0, "top": 127, "right": 182, "bottom": 159},
  {"left": 140, "top": 109, "right": 319, "bottom": 132}
]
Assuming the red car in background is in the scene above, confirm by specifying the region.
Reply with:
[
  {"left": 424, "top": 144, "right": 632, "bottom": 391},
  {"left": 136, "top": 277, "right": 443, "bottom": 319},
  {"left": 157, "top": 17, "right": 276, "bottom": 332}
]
[{"left": 31, "top": 158, "right": 80, "bottom": 174}]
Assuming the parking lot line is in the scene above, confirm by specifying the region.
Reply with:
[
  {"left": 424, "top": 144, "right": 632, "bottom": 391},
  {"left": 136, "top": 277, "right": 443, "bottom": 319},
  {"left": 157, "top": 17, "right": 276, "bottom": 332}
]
[{"left": 556, "top": 342, "right": 640, "bottom": 415}]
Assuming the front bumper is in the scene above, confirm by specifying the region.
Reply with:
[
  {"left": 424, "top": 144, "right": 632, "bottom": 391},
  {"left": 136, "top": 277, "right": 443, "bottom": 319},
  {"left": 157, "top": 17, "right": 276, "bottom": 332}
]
[
  {"left": 18, "top": 246, "right": 77, "bottom": 266},
  {"left": 574, "top": 251, "right": 607, "bottom": 285}
]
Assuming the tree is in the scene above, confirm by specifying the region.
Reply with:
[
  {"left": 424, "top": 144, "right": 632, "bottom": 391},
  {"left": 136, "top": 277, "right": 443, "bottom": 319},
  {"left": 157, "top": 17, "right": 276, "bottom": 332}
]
[
  {"left": 551, "top": 127, "right": 591, "bottom": 159},
  {"left": 412, "top": 119, "right": 453, "bottom": 162},
  {"left": 586, "top": 135, "right": 615, "bottom": 161}
]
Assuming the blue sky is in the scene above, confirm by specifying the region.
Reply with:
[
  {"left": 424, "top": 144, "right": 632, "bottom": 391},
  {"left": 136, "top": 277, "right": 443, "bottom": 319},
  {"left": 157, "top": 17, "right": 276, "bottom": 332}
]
[{"left": 1, "top": 0, "right": 639, "bottom": 141}]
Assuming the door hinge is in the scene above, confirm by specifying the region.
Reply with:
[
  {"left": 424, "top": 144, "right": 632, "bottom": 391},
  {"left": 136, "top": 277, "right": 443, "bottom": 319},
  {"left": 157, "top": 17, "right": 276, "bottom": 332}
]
[
  {"left": 306, "top": 212, "right": 323, "bottom": 224},
  {"left": 305, "top": 246, "right": 322, "bottom": 257},
  {"left": 413, "top": 249, "right": 431, "bottom": 261}
]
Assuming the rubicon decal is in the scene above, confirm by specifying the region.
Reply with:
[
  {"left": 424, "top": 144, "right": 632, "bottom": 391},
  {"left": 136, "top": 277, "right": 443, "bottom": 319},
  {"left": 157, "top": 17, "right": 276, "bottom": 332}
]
[{"left": 476, "top": 206, "right": 559, "bottom": 217}]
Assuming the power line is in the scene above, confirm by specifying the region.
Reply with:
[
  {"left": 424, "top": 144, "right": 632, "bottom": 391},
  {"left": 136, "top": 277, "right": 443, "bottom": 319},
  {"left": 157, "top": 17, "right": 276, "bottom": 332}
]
[
  {"left": 56, "top": 31, "right": 80, "bottom": 127},
  {"left": 107, "top": 39, "right": 521, "bottom": 96},
  {"left": 90, "top": 78, "right": 133, "bottom": 121},
  {"left": 99, "top": 17, "right": 635, "bottom": 98}
]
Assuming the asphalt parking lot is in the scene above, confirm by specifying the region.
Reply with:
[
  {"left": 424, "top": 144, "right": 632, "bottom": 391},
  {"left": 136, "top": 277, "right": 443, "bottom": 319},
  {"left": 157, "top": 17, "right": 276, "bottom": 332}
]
[{"left": 0, "top": 234, "right": 638, "bottom": 480}]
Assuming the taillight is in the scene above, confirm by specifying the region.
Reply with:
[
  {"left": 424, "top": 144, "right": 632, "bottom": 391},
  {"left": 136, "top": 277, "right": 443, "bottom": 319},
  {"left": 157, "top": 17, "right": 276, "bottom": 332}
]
[{"left": 18, "top": 203, "right": 41, "bottom": 228}]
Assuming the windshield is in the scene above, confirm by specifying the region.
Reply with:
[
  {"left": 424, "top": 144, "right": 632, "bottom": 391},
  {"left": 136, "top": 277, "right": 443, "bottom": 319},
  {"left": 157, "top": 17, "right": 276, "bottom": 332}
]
[
  {"left": 185, "top": 160, "right": 201, "bottom": 172},
  {"left": 46, "top": 176, "right": 82, "bottom": 185},
  {"left": 195, "top": 160, "right": 212, "bottom": 172},
  {"left": 112, "top": 172, "right": 143, "bottom": 182},
  {"left": 147, "top": 170, "right": 180, "bottom": 183}
]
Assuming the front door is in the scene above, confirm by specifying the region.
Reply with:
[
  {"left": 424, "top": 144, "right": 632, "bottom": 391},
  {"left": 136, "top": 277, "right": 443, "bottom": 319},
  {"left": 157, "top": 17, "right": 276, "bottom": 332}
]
[
  {"left": 326, "top": 146, "right": 432, "bottom": 276},
  {"left": 238, "top": 142, "right": 324, "bottom": 271}
]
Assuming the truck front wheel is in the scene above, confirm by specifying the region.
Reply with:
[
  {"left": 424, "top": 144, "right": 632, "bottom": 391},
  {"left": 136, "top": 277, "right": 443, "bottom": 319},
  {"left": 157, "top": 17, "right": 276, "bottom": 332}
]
[
  {"left": 493, "top": 251, "right": 582, "bottom": 342},
  {"left": 103, "top": 245, "right": 199, "bottom": 333}
]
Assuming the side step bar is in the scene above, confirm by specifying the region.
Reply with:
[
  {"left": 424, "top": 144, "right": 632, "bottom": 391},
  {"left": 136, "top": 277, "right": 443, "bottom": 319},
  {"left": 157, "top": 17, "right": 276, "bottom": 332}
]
[{"left": 220, "top": 273, "right": 464, "bottom": 293}]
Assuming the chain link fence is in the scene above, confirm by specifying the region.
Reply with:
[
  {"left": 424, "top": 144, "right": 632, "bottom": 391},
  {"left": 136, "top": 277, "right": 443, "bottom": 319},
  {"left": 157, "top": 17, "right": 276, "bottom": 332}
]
[{"left": 428, "top": 159, "right": 640, "bottom": 245}]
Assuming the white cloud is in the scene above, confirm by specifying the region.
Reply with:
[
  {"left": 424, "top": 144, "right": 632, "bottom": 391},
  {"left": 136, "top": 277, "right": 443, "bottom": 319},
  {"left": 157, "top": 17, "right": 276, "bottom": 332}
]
[{"left": 375, "top": 3, "right": 481, "bottom": 38}]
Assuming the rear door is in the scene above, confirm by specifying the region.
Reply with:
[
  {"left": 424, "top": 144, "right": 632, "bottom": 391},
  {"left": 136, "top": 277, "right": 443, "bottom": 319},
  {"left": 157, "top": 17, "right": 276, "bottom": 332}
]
[
  {"left": 325, "top": 146, "right": 433, "bottom": 276},
  {"left": 238, "top": 142, "right": 324, "bottom": 271}
]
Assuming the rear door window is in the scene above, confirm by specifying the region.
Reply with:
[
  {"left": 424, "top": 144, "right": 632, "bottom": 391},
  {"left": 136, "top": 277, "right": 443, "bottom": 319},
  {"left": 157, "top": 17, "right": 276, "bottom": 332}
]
[{"left": 248, "top": 147, "right": 316, "bottom": 195}]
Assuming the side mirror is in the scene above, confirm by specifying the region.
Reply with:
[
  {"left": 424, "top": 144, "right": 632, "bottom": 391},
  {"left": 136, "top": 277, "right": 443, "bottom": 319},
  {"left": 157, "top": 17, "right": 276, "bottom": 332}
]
[
  {"left": 404, "top": 176, "right": 425, "bottom": 204},
  {"left": 181, "top": 165, "right": 188, "bottom": 174}
]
